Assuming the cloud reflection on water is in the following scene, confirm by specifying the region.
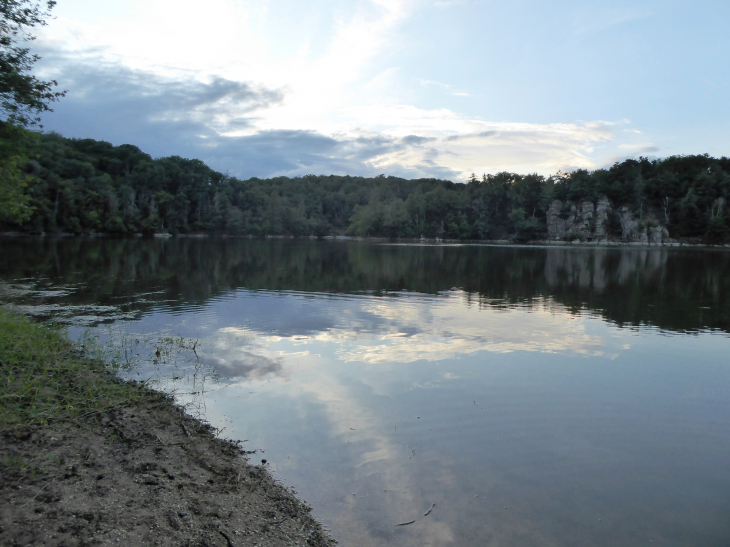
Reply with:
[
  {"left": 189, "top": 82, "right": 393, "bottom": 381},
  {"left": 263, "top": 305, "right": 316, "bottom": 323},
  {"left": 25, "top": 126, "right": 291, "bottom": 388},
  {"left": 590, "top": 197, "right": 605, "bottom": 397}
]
[
  {"left": 337, "top": 293, "right": 612, "bottom": 363},
  {"left": 194, "top": 289, "right": 632, "bottom": 546},
  {"left": 3, "top": 240, "right": 728, "bottom": 546},
  {"left": 216, "top": 291, "right": 621, "bottom": 369},
  {"left": 199, "top": 350, "right": 284, "bottom": 380}
]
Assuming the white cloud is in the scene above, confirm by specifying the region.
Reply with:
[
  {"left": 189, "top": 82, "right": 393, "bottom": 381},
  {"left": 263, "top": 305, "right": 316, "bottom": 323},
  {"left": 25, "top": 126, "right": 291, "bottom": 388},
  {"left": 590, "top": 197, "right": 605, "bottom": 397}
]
[
  {"left": 618, "top": 143, "right": 655, "bottom": 150},
  {"left": 418, "top": 78, "right": 452, "bottom": 89},
  {"left": 332, "top": 107, "right": 624, "bottom": 177},
  {"left": 36, "top": 0, "right": 649, "bottom": 179}
]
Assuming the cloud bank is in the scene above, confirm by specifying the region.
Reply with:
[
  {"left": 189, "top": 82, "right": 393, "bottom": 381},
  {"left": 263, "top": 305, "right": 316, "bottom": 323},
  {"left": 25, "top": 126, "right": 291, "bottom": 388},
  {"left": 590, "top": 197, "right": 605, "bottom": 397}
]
[{"left": 33, "top": 0, "right": 651, "bottom": 180}]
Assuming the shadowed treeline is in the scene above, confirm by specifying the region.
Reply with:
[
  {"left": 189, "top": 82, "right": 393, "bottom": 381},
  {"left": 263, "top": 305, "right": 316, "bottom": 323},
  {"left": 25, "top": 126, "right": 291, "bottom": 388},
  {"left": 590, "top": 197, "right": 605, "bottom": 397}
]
[
  {"left": 2, "top": 130, "right": 730, "bottom": 242},
  {"left": 1, "top": 238, "right": 729, "bottom": 334}
]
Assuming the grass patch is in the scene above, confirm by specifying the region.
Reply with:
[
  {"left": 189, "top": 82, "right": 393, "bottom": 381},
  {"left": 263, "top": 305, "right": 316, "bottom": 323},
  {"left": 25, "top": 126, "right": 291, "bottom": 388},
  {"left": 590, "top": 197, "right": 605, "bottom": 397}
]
[{"left": 0, "top": 310, "right": 159, "bottom": 433}]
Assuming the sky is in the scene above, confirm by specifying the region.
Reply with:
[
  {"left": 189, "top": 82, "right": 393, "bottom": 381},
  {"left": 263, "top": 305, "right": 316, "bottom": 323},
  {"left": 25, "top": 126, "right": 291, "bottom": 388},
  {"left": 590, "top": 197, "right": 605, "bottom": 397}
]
[{"left": 32, "top": 0, "right": 730, "bottom": 181}]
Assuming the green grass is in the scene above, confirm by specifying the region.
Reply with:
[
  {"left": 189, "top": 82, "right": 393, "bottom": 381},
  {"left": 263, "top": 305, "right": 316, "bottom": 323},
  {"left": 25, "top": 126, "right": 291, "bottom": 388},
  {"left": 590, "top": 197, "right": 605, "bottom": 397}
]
[{"left": 0, "top": 310, "right": 158, "bottom": 432}]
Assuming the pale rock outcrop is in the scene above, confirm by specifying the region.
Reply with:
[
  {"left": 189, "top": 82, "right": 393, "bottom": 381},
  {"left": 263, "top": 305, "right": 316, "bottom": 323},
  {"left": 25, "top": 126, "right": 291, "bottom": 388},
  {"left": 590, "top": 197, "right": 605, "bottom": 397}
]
[
  {"left": 619, "top": 207, "right": 640, "bottom": 240},
  {"left": 576, "top": 201, "right": 594, "bottom": 239},
  {"left": 546, "top": 200, "right": 566, "bottom": 240},
  {"left": 547, "top": 197, "right": 611, "bottom": 241},
  {"left": 649, "top": 226, "right": 664, "bottom": 244},
  {"left": 594, "top": 196, "right": 611, "bottom": 237},
  {"left": 545, "top": 197, "right": 670, "bottom": 243}
]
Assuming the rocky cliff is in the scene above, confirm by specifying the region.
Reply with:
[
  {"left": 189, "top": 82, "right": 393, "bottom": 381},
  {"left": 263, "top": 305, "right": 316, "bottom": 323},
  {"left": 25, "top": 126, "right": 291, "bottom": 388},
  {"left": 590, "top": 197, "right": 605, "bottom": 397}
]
[{"left": 546, "top": 196, "right": 671, "bottom": 244}]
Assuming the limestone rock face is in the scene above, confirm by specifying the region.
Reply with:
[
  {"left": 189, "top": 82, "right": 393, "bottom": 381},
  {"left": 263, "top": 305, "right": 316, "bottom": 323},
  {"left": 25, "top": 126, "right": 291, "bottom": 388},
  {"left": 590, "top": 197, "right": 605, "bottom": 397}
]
[
  {"left": 546, "top": 197, "right": 611, "bottom": 241},
  {"left": 617, "top": 208, "right": 672, "bottom": 244},
  {"left": 544, "top": 196, "right": 670, "bottom": 243},
  {"left": 576, "top": 201, "right": 594, "bottom": 239},
  {"left": 649, "top": 226, "right": 664, "bottom": 244},
  {"left": 594, "top": 196, "right": 611, "bottom": 237},
  {"left": 546, "top": 200, "right": 566, "bottom": 240},
  {"left": 619, "top": 207, "right": 640, "bottom": 240}
]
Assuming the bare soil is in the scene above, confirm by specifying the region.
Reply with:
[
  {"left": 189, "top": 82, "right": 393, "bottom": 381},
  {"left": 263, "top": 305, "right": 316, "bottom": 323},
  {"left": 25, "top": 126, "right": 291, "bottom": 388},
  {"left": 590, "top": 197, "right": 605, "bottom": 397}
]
[{"left": 0, "top": 398, "right": 336, "bottom": 547}]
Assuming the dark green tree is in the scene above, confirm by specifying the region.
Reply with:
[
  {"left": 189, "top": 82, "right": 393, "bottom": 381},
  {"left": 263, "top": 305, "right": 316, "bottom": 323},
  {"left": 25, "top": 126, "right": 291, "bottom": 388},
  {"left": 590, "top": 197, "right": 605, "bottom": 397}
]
[
  {"left": 0, "top": 120, "right": 33, "bottom": 222},
  {"left": 1, "top": 0, "right": 65, "bottom": 127},
  {"left": 1, "top": 1, "right": 66, "bottom": 224}
]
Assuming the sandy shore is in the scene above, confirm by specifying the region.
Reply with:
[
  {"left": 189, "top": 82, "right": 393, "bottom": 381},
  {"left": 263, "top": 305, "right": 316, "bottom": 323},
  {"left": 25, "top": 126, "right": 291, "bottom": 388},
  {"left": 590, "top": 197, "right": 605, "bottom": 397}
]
[
  {"left": 0, "top": 311, "right": 336, "bottom": 547},
  {"left": 1, "top": 394, "right": 336, "bottom": 546}
]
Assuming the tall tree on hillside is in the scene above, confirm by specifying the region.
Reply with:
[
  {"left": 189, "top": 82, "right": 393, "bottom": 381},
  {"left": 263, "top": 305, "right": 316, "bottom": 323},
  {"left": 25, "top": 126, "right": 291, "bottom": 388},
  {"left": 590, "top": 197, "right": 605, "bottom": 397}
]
[
  {"left": 1, "top": 0, "right": 65, "bottom": 224},
  {"left": 1, "top": 0, "right": 64, "bottom": 127},
  {"left": 0, "top": 121, "right": 32, "bottom": 222}
]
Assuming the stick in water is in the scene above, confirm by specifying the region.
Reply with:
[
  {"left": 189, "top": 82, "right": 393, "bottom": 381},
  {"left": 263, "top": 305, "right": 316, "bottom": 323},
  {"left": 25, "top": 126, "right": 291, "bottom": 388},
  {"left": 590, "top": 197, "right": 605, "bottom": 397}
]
[
  {"left": 396, "top": 520, "right": 416, "bottom": 526},
  {"left": 424, "top": 503, "right": 435, "bottom": 517}
]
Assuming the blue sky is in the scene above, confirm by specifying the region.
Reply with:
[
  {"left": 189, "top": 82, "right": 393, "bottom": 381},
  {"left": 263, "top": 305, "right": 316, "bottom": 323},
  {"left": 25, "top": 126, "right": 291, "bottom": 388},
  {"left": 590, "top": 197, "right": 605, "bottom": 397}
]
[{"left": 34, "top": 0, "right": 730, "bottom": 181}]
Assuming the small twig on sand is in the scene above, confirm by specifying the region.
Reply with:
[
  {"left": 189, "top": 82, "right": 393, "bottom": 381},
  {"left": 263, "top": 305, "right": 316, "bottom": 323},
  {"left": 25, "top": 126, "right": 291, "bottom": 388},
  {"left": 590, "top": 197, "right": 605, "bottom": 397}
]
[
  {"left": 396, "top": 520, "right": 416, "bottom": 526},
  {"left": 20, "top": 477, "right": 56, "bottom": 508},
  {"left": 155, "top": 435, "right": 182, "bottom": 447},
  {"left": 219, "top": 530, "right": 235, "bottom": 546},
  {"left": 424, "top": 503, "right": 435, "bottom": 517},
  {"left": 180, "top": 421, "right": 191, "bottom": 438}
]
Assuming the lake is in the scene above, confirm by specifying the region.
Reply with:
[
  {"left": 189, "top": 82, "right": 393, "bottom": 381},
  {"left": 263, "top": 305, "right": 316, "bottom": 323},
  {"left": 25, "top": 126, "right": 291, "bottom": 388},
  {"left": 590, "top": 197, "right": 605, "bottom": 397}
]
[{"left": 2, "top": 237, "right": 730, "bottom": 546}]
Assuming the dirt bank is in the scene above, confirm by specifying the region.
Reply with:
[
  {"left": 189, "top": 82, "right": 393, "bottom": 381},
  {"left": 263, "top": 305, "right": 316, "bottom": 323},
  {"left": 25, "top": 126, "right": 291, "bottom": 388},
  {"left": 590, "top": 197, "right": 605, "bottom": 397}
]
[
  {"left": 0, "top": 312, "right": 336, "bottom": 546},
  {"left": 1, "top": 397, "right": 336, "bottom": 547}
]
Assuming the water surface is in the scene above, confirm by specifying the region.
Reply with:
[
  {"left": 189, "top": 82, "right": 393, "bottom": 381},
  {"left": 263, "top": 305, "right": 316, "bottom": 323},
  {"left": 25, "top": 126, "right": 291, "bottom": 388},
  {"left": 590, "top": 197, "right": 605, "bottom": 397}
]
[{"left": 2, "top": 238, "right": 730, "bottom": 546}]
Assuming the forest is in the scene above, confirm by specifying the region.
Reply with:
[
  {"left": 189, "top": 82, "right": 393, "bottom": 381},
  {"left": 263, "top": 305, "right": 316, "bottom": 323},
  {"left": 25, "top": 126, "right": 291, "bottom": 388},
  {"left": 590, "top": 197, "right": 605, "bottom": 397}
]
[
  {"left": 2, "top": 125, "right": 730, "bottom": 243},
  {"left": 1, "top": 1, "right": 730, "bottom": 243}
]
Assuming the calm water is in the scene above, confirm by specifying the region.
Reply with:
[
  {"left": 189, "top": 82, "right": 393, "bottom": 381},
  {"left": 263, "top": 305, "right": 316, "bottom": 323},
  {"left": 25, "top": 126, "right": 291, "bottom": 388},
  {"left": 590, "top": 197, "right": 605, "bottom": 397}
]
[{"left": 2, "top": 238, "right": 730, "bottom": 546}]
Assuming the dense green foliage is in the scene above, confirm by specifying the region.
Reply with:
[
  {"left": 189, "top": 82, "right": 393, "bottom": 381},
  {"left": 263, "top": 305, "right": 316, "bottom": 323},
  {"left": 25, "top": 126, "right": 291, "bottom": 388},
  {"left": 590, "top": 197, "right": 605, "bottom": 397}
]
[
  {"left": 1, "top": 0, "right": 64, "bottom": 128},
  {"left": 0, "top": 121, "right": 34, "bottom": 223},
  {"left": 2, "top": 130, "right": 730, "bottom": 242},
  {"left": 1, "top": 0, "right": 65, "bottom": 223}
]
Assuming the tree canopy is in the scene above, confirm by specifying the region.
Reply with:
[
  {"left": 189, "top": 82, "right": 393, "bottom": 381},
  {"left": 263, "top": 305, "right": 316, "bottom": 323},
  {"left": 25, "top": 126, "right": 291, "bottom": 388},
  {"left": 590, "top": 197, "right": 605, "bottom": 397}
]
[
  {"left": 0, "top": 0, "right": 64, "bottom": 127},
  {"left": 2, "top": 129, "right": 730, "bottom": 243},
  {"left": 0, "top": 0, "right": 64, "bottom": 224}
]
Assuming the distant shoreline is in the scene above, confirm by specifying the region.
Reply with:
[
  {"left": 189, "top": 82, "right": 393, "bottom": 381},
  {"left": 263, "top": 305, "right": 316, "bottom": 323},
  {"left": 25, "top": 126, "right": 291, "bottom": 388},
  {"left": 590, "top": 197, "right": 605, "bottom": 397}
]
[{"left": 2, "top": 231, "right": 730, "bottom": 250}]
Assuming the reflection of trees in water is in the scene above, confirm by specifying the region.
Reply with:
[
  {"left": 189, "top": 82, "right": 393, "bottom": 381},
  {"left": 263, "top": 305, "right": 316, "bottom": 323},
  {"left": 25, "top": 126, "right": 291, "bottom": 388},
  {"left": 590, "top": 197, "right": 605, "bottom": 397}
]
[
  {"left": 540, "top": 247, "right": 728, "bottom": 332},
  {"left": 543, "top": 248, "right": 670, "bottom": 291},
  {"left": 1, "top": 237, "right": 729, "bottom": 333}
]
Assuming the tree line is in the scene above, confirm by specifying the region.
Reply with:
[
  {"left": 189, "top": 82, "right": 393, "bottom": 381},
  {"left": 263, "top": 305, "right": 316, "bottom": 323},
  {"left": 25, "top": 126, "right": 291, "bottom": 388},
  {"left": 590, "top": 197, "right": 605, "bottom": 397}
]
[
  {"left": 2, "top": 2, "right": 730, "bottom": 242},
  {"left": 1, "top": 128, "right": 730, "bottom": 242}
]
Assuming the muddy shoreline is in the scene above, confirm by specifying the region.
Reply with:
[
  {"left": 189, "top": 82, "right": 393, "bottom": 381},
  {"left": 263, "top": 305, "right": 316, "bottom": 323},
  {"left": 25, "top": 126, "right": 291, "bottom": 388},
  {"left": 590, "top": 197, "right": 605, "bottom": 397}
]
[
  {"left": 1, "top": 395, "right": 336, "bottom": 547},
  {"left": 0, "top": 312, "right": 336, "bottom": 547}
]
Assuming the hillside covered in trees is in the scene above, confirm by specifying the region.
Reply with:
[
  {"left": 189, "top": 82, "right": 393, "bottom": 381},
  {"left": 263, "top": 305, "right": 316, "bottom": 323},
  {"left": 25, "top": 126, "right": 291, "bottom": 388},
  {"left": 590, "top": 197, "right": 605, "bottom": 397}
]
[{"left": 2, "top": 127, "right": 730, "bottom": 243}]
